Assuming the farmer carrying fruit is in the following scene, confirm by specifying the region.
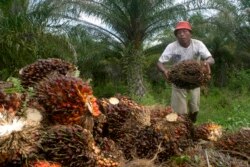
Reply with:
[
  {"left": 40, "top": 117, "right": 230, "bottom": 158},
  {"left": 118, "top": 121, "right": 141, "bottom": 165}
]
[{"left": 157, "top": 21, "right": 215, "bottom": 123}]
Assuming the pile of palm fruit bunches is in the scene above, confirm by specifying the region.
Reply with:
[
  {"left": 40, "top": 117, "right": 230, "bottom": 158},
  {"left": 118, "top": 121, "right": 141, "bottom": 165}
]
[{"left": 0, "top": 58, "right": 249, "bottom": 167}]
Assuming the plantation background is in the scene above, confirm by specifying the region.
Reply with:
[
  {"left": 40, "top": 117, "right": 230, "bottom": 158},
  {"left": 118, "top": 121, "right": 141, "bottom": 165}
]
[{"left": 1, "top": 0, "right": 250, "bottom": 131}]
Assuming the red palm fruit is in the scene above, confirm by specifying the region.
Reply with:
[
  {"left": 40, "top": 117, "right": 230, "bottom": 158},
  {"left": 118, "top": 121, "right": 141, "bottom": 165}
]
[
  {"left": 34, "top": 75, "right": 101, "bottom": 126},
  {"left": 193, "top": 122, "right": 223, "bottom": 141},
  {"left": 24, "top": 160, "right": 61, "bottom": 167}
]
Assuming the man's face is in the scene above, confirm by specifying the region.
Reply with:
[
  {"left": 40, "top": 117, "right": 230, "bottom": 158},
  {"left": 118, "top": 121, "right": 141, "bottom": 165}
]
[{"left": 175, "top": 29, "right": 191, "bottom": 47}]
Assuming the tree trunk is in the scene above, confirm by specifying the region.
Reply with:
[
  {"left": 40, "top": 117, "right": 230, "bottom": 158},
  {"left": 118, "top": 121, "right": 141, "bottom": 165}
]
[{"left": 123, "top": 48, "right": 146, "bottom": 97}]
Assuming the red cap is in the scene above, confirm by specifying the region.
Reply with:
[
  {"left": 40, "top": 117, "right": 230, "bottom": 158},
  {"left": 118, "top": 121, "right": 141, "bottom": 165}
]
[{"left": 174, "top": 21, "right": 192, "bottom": 34}]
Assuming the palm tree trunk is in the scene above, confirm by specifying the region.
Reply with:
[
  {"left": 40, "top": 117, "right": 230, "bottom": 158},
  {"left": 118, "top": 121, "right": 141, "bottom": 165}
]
[{"left": 123, "top": 48, "right": 146, "bottom": 97}]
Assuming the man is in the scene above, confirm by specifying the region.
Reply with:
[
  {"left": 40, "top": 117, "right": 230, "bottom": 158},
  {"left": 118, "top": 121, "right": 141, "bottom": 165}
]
[{"left": 157, "top": 21, "right": 215, "bottom": 122}]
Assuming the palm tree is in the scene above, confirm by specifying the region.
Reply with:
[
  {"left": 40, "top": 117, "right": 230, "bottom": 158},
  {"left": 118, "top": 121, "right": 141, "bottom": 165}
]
[
  {"left": 233, "top": 0, "right": 250, "bottom": 68},
  {"left": 75, "top": 0, "right": 189, "bottom": 97},
  {"left": 0, "top": 0, "right": 79, "bottom": 80}
]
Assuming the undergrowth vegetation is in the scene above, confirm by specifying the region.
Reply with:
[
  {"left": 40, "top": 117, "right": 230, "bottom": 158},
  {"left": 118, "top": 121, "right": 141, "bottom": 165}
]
[{"left": 198, "top": 87, "right": 250, "bottom": 131}]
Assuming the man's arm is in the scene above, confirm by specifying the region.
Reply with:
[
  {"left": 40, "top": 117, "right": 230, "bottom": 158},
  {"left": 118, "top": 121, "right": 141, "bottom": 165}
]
[
  {"left": 205, "top": 56, "right": 215, "bottom": 65},
  {"left": 198, "top": 40, "right": 215, "bottom": 65},
  {"left": 203, "top": 56, "right": 215, "bottom": 77},
  {"left": 157, "top": 61, "right": 169, "bottom": 80}
]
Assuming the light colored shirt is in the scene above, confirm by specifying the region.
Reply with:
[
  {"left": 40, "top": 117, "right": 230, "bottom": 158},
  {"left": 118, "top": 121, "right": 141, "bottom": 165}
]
[{"left": 159, "top": 39, "right": 212, "bottom": 64}]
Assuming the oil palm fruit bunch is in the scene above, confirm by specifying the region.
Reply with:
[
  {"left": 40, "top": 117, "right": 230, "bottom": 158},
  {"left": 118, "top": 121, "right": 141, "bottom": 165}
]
[
  {"left": 152, "top": 113, "right": 194, "bottom": 162},
  {"left": 150, "top": 106, "right": 173, "bottom": 125},
  {"left": 168, "top": 60, "right": 211, "bottom": 89},
  {"left": 95, "top": 138, "right": 122, "bottom": 167},
  {"left": 34, "top": 74, "right": 101, "bottom": 126},
  {"left": 40, "top": 125, "right": 97, "bottom": 167},
  {"left": 0, "top": 111, "right": 42, "bottom": 165},
  {"left": 214, "top": 128, "right": 250, "bottom": 160},
  {"left": 96, "top": 137, "right": 124, "bottom": 163},
  {"left": 0, "top": 90, "right": 22, "bottom": 115},
  {"left": 133, "top": 126, "right": 162, "bottom": 159},
  {"left": 19, "top": 58, "right": 77, "bottom": 88},
  {"left": 97, "top": 95, "right": 150, "bottom": 139},
  {"left": 97, "top": 97, "right": 120, "bottom": 114},
  {"left": 97, "top": 96, "right": 133, "bottom": 139},
  {"left": 93, "top": 113, "right": 107, "bottom": 142},
  {"left": 112, "top": 122, "right": 143, "bottom": 160},
  {"left": 98, "top": 95, "right": 145, "bottom": 117},
  {"left": 94, "top": 136, "right": 123, "bottom": 167},
  {"left": 193, "top": 122, "right": 222, "bottom": 141}
]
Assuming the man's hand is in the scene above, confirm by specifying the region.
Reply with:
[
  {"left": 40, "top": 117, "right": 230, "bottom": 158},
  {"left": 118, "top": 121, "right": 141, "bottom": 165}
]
[
  {"left": 163, "top": 70, "right": 170, "bottom": 81},
  {"left": 157, "top": 61, "right": 170, "bottom": 80},
  {"left": 203, "top": 56, "right": 214, "bottom": 81},
  {"left": 202, "top": 61, "right": 211, "bottom": 80}
]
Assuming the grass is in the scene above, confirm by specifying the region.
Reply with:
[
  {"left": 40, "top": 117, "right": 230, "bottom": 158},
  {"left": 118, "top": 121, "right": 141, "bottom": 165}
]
[
  {"left": 139, "top": 85, "right": 250, "bottom": 132},
  {"left": 198, "top": 87, "right": 250, "bottom": 131}
]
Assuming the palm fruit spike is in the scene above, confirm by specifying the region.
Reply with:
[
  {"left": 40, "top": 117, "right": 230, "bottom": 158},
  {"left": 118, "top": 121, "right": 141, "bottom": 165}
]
[
  {"left": 0, "top": 111, "right": 42, "bottom": 165},
  {"left": 40, "top": 125, "right": 97, "bottom": 167},
  {"left": 34, "top": 74, "right": 101, "bottom": 126},
  {"left": 193, "top": 122, "right": 223, "bottom": 141},
  {"left": 168, "top": 60, "right": 211, "bottom": 89},
  {"left": 214, "top": 128, "right": 250, "bottom": 160},
  {"left": 19, "top": 58, "right": 77, "bottom": 88}
]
